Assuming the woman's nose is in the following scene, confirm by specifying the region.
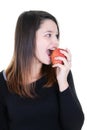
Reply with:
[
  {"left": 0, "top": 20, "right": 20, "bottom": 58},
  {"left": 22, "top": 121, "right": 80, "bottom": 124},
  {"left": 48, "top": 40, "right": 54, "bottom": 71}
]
[{"left": 52, "top": 38, "right": 59, "bottom": 47}]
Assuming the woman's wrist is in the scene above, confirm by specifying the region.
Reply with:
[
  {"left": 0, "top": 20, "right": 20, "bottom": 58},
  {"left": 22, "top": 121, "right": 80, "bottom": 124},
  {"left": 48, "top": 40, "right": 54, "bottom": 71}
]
[{"left": 58, "top": 80, "right": 69, "bottom": 92}]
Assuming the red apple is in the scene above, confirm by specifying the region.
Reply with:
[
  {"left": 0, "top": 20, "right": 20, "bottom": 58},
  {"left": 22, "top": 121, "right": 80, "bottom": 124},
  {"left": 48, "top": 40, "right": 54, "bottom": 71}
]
[{"left": 51, "top": 48, "right": 66, "bottom": 65}]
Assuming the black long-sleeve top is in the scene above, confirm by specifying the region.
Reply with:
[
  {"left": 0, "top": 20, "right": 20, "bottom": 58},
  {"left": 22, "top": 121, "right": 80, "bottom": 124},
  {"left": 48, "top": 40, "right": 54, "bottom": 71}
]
[{"left": 0, "top": 70, "right": 84, "bottom": 130}]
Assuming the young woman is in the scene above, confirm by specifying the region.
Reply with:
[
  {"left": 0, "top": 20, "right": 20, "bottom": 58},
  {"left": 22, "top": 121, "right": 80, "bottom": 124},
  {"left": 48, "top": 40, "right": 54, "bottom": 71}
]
[{"left": 0, "top": 10, "right": 84, "bottom": 130}]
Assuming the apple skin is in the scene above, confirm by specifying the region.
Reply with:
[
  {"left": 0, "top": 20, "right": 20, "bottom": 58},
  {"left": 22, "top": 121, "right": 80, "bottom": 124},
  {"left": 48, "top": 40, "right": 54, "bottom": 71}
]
[{"left": 51, "top": 48, "right": 66, "bottom": 65}]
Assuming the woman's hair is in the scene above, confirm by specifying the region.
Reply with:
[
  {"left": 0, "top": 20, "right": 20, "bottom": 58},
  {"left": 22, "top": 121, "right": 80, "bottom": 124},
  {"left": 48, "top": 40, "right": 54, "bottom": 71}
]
[{"left": 6, "top": 10, "right": 60, "bottom": 97}]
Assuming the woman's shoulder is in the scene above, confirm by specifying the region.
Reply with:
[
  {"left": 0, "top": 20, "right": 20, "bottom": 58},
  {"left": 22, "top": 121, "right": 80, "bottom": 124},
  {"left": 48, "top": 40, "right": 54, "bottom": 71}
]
[
  {"left": 0, "top": 70, "right": 6, "bottom": 83},
  {"left": 0, "top": 70, "right": 8, "bottom": 93}
]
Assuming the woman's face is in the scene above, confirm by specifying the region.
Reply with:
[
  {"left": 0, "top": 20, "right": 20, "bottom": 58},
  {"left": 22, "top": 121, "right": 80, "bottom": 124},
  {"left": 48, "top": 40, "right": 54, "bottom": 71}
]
[{"left": 35, "top": 19, "right": 59, "bottom": 65}]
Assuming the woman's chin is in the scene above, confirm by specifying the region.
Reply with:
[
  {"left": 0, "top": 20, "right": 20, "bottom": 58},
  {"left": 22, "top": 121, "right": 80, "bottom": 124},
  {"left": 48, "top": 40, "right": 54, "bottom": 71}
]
[{"left": 44, "top": 60, "right": 51, "bottom": 65}]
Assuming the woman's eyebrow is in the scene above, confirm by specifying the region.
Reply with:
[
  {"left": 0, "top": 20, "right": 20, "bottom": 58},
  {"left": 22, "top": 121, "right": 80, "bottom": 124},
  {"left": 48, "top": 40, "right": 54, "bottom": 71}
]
[{"left": 44, "top": 30, "right": 58, "bottom": 34}]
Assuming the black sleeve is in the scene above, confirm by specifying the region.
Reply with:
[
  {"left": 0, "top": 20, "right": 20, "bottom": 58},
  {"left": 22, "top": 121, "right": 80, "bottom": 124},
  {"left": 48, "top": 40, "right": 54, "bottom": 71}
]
[
  {"left": 0, "top": 99, "right": 9, "bottom": 130},
  {"left": 0, "top": 72, "right": 9, "bottom": 130},
  {"left": 58, "top": 71, "right": 84, "bottom": 130}
]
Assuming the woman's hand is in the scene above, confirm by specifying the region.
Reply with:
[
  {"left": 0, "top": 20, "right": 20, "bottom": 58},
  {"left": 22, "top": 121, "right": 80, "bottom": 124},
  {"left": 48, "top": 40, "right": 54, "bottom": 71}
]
[{"left": 52, "top": 48, "right": 72, "bottom": 92}]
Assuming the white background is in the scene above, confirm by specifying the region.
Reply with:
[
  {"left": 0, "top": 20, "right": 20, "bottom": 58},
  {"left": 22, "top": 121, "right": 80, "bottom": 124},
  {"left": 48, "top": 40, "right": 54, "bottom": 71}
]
[{"left": 0, "top": 0, "right": 86, "bottom": 129}]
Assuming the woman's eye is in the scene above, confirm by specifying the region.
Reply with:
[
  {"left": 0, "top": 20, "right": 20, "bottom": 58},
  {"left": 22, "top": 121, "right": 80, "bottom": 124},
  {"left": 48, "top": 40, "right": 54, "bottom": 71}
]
[{"left": 46, "top": 34, "right": 51, "bottom": 37}]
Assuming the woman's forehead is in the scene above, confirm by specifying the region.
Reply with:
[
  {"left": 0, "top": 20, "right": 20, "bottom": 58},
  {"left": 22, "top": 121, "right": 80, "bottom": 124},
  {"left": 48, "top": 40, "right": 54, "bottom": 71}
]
[{"left": 38, "top": 19, "right": 58, "bottom": 33}]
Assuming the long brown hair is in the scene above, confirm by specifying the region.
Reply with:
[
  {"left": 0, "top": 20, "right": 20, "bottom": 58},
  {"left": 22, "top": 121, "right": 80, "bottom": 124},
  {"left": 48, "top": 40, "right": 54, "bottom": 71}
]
[{"left": 6, "top": 10, "right": 60, "bottom": 98}]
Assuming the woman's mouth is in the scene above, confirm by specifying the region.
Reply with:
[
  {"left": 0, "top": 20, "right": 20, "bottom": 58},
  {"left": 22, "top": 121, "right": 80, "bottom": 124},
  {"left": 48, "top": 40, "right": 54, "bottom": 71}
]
[
  {"left": 47, "top": 49, "right": 53, "bottom": 56},
  {"left": 47, "top": 48, "right": 56, "bottom": 57}
]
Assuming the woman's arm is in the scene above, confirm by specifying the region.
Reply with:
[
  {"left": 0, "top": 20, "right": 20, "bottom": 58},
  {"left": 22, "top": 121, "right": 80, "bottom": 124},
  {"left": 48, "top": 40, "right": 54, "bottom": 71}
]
[
  {"left": 0, "top": 72, "right": 9, "bottom": 130},
  {"left": 58, "top": 71, "right": 84, "bottom": 130},
  {"left": 0, "top": 101, "right": 9, "bottom": 130}
]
